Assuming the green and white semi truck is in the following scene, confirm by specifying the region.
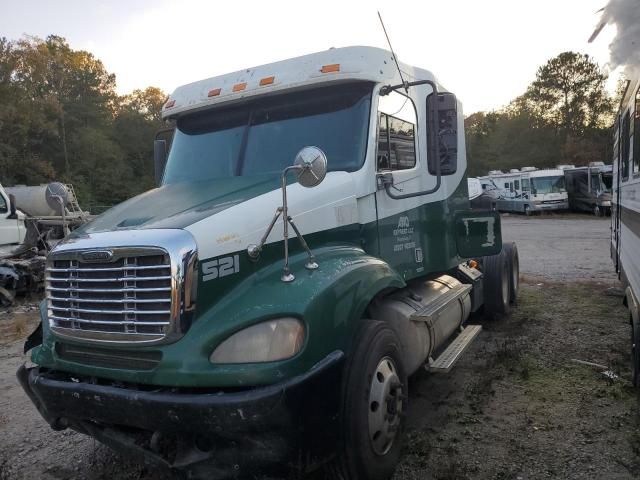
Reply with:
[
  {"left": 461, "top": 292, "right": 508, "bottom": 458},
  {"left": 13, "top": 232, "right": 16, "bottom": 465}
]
[{"left": 18, "top": 46, "right": 519, "bottom": 479}]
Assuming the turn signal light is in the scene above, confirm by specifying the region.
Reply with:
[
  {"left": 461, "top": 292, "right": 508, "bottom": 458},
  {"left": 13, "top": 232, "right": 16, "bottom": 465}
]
[
  {"left": 259, "top": 76, "right": 275, "bottom": 86},
  {"left": 207, "top": 88, "right": 221, "bottom": 97},
  {"left": 232, "top": 82, "right": 247, "bottom": 92},
  {"left": 164, "top": 99, "right": 175, "bottom": 109},
  {"left": 320, "top": 64, "right": 340, "bottom": 73},
  {"left": 469, "top": 260, "right": 479, "bottom": 269}
]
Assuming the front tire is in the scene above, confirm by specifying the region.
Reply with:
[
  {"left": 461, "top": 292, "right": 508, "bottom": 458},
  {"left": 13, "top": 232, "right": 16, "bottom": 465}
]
[
  {"left": 332, "top": 321, "right": 407, "bottom": 480},
  {"left": 594, "top": 205, "right": 602, "bottom": 217}
]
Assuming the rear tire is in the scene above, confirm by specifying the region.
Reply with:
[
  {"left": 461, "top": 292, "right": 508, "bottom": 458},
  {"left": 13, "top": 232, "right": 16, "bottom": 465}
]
[
  {"left": 503, "top": 242, "right": 519, "bottom": 304},
  {"left": 483, "top": 248, "right": 511, "bottom": 319},
  {"left": 331, "top": 321, "right": 407, "bottom": 480}
]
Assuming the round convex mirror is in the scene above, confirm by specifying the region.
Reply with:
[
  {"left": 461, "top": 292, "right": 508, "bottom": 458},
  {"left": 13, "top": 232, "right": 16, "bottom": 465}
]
[{"left": 293, "top": 146, "right": 327, "bottom": 188}]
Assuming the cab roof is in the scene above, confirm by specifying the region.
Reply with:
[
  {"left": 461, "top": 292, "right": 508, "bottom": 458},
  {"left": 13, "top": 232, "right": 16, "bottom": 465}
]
[{"left": 162, "top": 46, "right": 438, "bottom": 119}]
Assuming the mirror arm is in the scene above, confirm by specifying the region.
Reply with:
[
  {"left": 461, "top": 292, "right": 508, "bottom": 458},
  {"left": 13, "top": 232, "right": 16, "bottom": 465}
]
[
  {"left": 280, "top": 165, "right": 302, "bottom": 282},
  {"left": 380, "top": 79, "right": 438, "bottom": 96}
]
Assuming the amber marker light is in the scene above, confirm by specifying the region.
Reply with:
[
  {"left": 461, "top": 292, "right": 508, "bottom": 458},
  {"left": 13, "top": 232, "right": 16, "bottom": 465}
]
[
  {"left": 320, "top": 64, "right": 340, "bottom": 73},
  {"left": 207, "top": 88, "right": 221, "bottom": 97},
  {"left": 469, "top": 260, "right": 479, "bottom": 269},
  {"left": 164, "top": 99, "right": 175, "bottom": 109},
  {"left": 259, "top": 76, "right": 275, "bottom": 86},
  {"left": 232, "top": 83, "right": 247, "bottom": 92}
]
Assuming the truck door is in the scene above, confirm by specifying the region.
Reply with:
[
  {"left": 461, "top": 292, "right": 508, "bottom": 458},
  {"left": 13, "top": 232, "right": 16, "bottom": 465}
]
[
  {"left": 374, "top": 90, "right": 426, "bottom": 279},
  {"left": 0, "top": 189, "right": 20, "bottom": 246}
]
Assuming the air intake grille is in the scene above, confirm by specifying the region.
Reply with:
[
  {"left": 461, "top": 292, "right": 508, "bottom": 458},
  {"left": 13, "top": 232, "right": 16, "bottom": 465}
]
[
  {"left": 46, "top": 250, "right": 173, "bottom": 341},
  {"left": 55, "top": 343, "right": 162, "bottom": 370}
]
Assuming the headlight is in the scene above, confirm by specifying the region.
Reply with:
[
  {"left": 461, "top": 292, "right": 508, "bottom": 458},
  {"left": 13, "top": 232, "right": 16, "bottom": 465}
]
[{"left": 209, "top": 318, "right": 305, "bottom": 364}]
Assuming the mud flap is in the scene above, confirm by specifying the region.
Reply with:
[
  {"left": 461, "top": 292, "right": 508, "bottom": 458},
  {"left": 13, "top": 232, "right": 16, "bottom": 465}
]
[{"left": 454, "top": 210, "right": 502, "bottom": 258}]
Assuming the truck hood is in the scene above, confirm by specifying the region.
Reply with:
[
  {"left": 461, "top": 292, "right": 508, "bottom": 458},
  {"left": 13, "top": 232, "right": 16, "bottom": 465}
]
[{"left": 75, "top": 176, "right": 281, "bottom": 235}]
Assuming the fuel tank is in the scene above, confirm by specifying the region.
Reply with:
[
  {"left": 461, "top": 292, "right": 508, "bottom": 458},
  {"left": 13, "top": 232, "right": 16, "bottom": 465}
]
[{"left": 372, "top": 274, "right": 471, "bottom": 375}]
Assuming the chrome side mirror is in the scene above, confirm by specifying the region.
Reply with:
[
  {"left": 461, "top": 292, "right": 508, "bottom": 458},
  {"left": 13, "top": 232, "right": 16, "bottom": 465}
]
[
  {"left": 294, "top": 146, "right": 327, "bottom": 188},
  {"left": 247, "top": 146, "right": 328, "bottom": 282}
]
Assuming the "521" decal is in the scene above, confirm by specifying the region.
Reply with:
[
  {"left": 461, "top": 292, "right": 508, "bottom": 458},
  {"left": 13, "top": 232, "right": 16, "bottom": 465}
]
[{"left": 202, "top": 255, "right": 240, "bottom": 281}]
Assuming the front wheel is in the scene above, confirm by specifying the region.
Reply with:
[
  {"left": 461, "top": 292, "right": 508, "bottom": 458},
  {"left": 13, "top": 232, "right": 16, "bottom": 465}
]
[
  {"left": 594, "top": 205, "right": 602, "bottom": 217},
  {"left": 331, "top": 321, "right": 407, "bottom": 480}
]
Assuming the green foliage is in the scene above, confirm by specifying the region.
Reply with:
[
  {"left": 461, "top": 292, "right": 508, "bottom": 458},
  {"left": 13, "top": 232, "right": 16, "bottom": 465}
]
[
  {"left": 0, "top": 38, "right": 619, "bottom": 205},
  {"left": 466, "top": 51, "right": 615, "bottom": 176},
  {"left": 0, "top": 35, "right": 165, "bottom": 209}
]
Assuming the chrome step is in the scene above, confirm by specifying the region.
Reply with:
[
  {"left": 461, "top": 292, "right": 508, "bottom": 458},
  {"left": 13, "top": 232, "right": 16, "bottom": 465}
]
[
  {"left": 428, "top": 324, "right": 482, "bottom": 373},
  {"left": 410, "top": 283, "right": 472, "bottom": 323}
]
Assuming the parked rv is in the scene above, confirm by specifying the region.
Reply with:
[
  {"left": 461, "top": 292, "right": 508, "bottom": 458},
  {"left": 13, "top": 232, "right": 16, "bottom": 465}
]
[
  {"left": 611, "top": 77, "right": 640, "bottom": 386},
  {"left": 468, "top": 177, "right": 497, "bottom": 210},
  {"left": 563, "top": 162, "right": 613, "bottom": 216},
  {"left": 480, "top": 168, "right": 568, "bottom": 215},
  {"left": 17, "top": 47, "right": 519, "bottom": 479}
]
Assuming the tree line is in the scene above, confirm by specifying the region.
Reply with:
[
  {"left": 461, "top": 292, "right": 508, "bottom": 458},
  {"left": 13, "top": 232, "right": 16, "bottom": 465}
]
[
  {"left": 0, "top": 35, "right": 619, "bottom": 208},
  {"left": 465, "top": 51, "right": 617, "bottom": 176},
  {"left": 0, "top": 35, "right": 165, "bottom": 209}
]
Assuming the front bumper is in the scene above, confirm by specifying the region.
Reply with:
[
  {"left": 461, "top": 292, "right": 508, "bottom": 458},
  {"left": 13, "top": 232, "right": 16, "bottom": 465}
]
[
  {"left": 17, "top": 350, "right": 344, "bottom": 478},
  {"left": 531, "top": 200, "right": 569, "bottom": 211}
]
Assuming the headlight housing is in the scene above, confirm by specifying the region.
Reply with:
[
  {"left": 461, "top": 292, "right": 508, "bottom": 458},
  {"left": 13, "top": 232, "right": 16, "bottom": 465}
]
[{"left": 209, "top": 318, "right": 305, "bottom": 364}]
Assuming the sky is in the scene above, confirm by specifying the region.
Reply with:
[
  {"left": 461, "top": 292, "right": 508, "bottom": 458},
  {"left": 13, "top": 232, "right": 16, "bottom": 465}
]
[{"left": 0, "top": 0, "right": 621, "bottom": 114}]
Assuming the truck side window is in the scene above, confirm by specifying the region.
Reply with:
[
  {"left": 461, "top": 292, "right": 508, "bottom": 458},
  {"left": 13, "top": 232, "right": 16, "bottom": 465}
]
[
  {"left": 377, "top": 91, "right": 417, "bottom": 171},
  {"left": 0, "top": 194, "right": 6, "bottom": 214},
  {"left": 514, "top": 180, "right": 520, "bottom": 190}
]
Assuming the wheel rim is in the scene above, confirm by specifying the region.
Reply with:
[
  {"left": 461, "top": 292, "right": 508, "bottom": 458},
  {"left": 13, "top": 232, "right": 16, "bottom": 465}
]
[
  {"left": 594, "top": 206, "right": 601, "bottom": 217},
  {"left": 368, "top": 357, "right": 403, "bottom": 456}
]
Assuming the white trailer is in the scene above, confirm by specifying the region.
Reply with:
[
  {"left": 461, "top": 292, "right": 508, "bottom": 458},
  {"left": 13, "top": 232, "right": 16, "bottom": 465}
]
[
  {"left": 611, "top": 78, "right": 640, "bottom": 385},
  {"left": 479, "top": 168, "right": 568, "bottom": 215}
]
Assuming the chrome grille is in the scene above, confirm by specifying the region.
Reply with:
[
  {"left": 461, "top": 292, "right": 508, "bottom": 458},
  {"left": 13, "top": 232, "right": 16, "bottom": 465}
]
[
  {"left": 47, "top": 250, "right": 172, "bottom": 339},
  {"left": 45, "top": 230, "right": 198, "bottom": 346}
]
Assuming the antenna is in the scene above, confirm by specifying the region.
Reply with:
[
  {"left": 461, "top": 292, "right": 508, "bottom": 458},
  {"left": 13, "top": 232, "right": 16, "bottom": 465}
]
[{"left": 377, "top": 11, "right": 408, "bottom": 92}]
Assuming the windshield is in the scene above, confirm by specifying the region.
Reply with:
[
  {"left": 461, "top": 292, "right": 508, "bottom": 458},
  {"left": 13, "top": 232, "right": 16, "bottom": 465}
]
[
  {"left": 531, "top": 176, "right": 565, "bottom": 194},
  {"left": 163, "top": 83, "right": 372, "bottom": 184}
]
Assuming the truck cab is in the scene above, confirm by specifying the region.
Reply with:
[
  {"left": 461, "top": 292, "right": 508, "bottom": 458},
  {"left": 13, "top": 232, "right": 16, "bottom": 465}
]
[
  {"left": 18, "top": 47, "right": 518, "bottom": 480},
  {"left": 0, "top": 183, "right": 27, "bottom": 248}
]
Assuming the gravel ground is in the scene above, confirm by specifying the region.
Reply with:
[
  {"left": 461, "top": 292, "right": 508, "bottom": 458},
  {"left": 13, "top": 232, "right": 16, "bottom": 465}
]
[
  {"left": 0, "top": 214, "right": 636, "bottom": 480},
  {"left": 500, "top": 213, "right": 617, "bottom": 284}
]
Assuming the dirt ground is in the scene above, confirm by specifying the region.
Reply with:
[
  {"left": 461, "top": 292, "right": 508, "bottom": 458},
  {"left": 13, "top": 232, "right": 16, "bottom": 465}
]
[{"left": 0, "top": 214, "right": 637, "bottom": 480}]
